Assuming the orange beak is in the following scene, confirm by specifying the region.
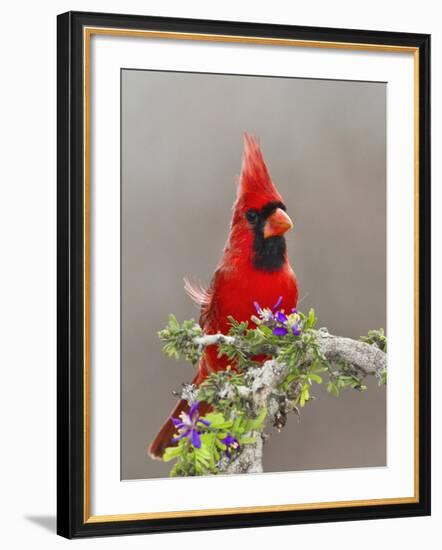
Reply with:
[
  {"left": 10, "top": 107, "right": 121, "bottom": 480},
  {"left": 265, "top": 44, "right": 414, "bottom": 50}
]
[{"left": 263, "top": 208, "right": 293, "bottom": 238}]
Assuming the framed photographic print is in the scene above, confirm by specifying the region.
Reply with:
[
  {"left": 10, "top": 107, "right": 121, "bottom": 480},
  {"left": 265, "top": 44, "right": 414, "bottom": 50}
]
[{"left": 57, "top": 11, "right": 431, "bottom": 538}]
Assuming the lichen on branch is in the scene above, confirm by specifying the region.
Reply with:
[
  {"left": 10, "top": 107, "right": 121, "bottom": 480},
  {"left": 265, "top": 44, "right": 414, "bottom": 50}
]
[{"left": 155, "top": 303, "right": 387, "bottom": 476}]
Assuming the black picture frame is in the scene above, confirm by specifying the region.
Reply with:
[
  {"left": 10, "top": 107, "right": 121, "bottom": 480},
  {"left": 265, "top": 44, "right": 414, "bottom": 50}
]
[{"left": 57, "top": 10, "right": 431, "bottom": 539}]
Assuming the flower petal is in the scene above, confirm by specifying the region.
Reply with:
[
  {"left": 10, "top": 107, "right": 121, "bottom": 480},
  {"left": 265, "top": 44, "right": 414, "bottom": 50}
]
[
  {"left": 272, "top": 296, "right": 283, "bottom": 312},
  {"left": 275, "top": 311, "right": 288, "bottom": 324},
  {"left": 188, "top": 401, "right": 200, "bottom": 420},
  {"left": 221, "top": 434, "right": 235, "bottom": 446},
  {"left": 253, "top": 301, "right": 262, "bottom": 315},
  {"left": 292, "top": 324, "right": 301, "bottom": 336},
  {"left": 272, "top": 326, "right": 288, "bottom": 337},
  {"left": 171, "top": 429, "right": 190, "bottom": 443},
  {"left": 198, "top": 418, "right": 211, "bottom": 427},
  {"left": 262, "top": 310, "right": 275, "bottom": 324},
  {"left": 190, "top": 429, "right": 201, "bottom": 448},
  {"left": 170, "top": 417, "right": 185, "bottom": 428}
]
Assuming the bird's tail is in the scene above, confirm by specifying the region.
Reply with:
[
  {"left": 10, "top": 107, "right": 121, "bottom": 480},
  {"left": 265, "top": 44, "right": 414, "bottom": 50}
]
[
  {"left": 148, "top": 372, "right": 210, "bottom": 460},
  {"left": 148, "top": 398, "right": 189, "bottom": 459}
]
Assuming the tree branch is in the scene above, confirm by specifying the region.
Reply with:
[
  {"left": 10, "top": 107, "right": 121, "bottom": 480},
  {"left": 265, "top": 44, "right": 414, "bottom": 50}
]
[
  {"left": 315, "top": 328, "right": 386, "bottom": 375},
  {"left": 188, "top": 328, "right": 386, "bottom": 475}
]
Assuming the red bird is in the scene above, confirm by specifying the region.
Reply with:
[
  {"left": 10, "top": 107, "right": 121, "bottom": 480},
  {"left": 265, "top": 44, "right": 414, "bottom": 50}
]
[{"left": 148, "top": 133, "right": 299, "bottom": 459}]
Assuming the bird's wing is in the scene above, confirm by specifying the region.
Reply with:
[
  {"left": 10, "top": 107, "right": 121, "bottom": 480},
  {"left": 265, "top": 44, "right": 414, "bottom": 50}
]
[
  {"left": 184, "top": 269, "right": 223, "bottom": 331},
  {"left": 183, "top": 277, "right": 212, "bottom": 307},
  {"left": 199, "top": 267, "right": 225, "bottom": 330}
]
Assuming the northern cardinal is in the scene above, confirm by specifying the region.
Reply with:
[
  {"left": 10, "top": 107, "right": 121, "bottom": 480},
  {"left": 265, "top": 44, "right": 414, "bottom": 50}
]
[{"left": 148, "top": 133, "right": 299, "bottom": 459}]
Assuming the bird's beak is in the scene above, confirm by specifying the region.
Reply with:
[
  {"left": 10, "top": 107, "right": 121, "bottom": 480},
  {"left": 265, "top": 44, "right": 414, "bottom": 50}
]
[{"left": 263, "top": 208, "right": 293, "bottom": 238}]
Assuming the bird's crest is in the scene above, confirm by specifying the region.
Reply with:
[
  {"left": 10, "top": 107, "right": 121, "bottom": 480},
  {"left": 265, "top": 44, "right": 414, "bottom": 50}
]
[{"left": 237, "top": 133, "right": 283, "bottom": 209}]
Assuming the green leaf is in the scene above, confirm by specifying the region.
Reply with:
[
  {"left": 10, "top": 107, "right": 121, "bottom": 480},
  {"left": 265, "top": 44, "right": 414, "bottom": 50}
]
[
  {"left": 259, "top": 325, "right": 273, "bottom": 337},
  {"left": 327, "top": 380, "right": 340, "bottom": 397},
  {"left": 239, "top": 436, "right": 256, "bottom": 445},
  {"left": 168, "top": 314, "right": 179, "bottom": 329},
  {"left": 195, "top": 446, "right": 212, "bottom": 460},
  {"left": 247, "top": 407, "right": 267, "bottom": 431},
  {"left": 378, "top": 368, "right": 387, "bottom": 386},
  {"left": 204, "top": 412, "right": 232, "bottom": 429},
  {"left": 157, "top": 309, "right": 384, "bottom": 477},
  {"left": 216, "top": 439, "right": 227, "bottom": 450},
  {"left": 163, "top": 445, "right": 182, "bottom": 462}
]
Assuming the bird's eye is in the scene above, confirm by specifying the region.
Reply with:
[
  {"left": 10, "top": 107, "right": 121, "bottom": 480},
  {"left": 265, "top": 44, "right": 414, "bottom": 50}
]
[{"left": 245, "top": 210, "right": 258, "bottom": 224}]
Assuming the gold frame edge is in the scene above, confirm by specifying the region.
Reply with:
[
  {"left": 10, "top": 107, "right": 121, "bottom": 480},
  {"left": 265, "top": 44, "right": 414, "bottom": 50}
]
[{"left": 82, "top": 27, "right": 420, "bottom": 524}]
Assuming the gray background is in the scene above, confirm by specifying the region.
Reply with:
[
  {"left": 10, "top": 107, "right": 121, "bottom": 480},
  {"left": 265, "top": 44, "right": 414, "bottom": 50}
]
[{"left": 121, "top": 69, "right": 386, "bottom": 480}]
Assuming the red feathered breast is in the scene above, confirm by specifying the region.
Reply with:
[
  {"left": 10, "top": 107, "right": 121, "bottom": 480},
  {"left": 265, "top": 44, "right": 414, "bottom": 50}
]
[{"left": 202, "top": 261, "right": 298, "bottom": 373}]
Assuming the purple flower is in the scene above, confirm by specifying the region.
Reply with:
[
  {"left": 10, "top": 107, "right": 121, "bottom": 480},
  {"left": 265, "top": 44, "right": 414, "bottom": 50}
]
[
  {"left": 275, "top": 311, "right": 288, "bottom": 324},
  {"left": 272, "top": 325, "right": 289, "bottom": 336},
  {"left": 272, "top": 310, "right": 290, "bottom": 336},
  {"left": 272, "top": 296, "right": 283, "bottom": 311},
  {"left": 253, "top": 296, "right": 284, "bottom": 326},
  {"left": 252, "top": 296, "right": 303, "bottom": 338},
  {"left": 253, "top": 301, "right": 275, "bottom": 324},
  {"left": 170, "top": 402, "right": 210, "bottom": 449},
  {"left": 221, "top": 433, "right": 240, "bottom": 458}
]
